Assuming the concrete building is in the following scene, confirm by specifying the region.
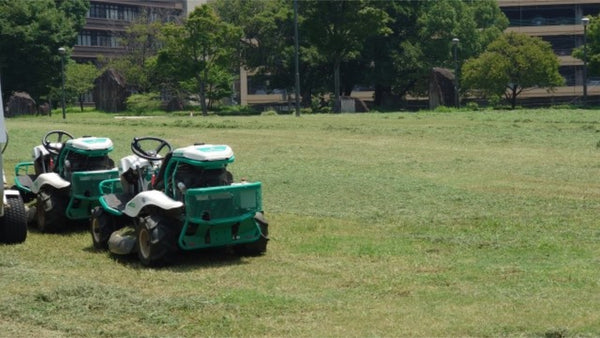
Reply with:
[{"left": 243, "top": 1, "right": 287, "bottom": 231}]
[
  {"left": 72, "top": 1, "right": 189, "bottom": 63},
  {"left": 498, "top": 0, "right": 600, "bottom": 101}
]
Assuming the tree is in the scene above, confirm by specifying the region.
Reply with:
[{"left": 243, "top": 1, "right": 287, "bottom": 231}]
[
  {"left": 342, "top": 0, "right": 507, "bottom": 108},
  {"left": 462, "top": 32, "right": 564, "bottom": 109},
  {"left": 214, "top": 0, "right": 507, "bottom": 110},
  {"left": 573, "top": 16, "right": 600, "bottom": 76},
  {"left": 212, "top": 0, "right": 307, "bottom": 102},
  {"left": 157, "top": 5, "right": 242, "bottom": 116},
  {"left": 0, "top": 0, "right": 88, "bottom": 106},
  {"left": 301, "top": 0, "right": 391, "bottom": 112},
  {"left": 398, "top": 0, "right": 507, "bottom": 97},
  {"left": 102, "top": 10, "right": 175, "bottom": 94},
  {"left": 359, "top": 1, "right": 425, "bottom": 106},
  {"left": 65, "top": 62, "right": 101, "bottom": 112}
]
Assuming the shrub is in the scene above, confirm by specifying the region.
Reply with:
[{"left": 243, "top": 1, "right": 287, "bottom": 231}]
[
  {"left": 261, "top": 109, "right": 278, "bottom": 116},
  {"left": 465, "top": 101, "right": 479, "bottom": 111},
  {"left": 126, "top": 92, "right": 162, "bottom": 115},
  {"left": 214, "top": 105, "right": 259, "bottom": 116},
  {"left": 433, "top": 105, "right": 454, "bottom": 113},
  {"left": 488, "top": 94, "right": 501, "bottom": 108}
]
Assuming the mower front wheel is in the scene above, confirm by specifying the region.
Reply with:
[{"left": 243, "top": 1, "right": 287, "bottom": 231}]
[
  {"left": 90, "top": 207, "right": 116, "bottom": 250},
  {"left": 36, "top": 188, "right": 66, "bottom": 233},
  {"left": 136, "top": 215, "right": 177, "bottom": 266}
]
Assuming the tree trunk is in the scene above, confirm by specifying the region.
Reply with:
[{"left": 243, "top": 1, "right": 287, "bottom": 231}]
[
  {"left": 79, "top": 94, "right": 84, "bottom": 112},
  {"left": 374, "top": 84, "right": 390, "bottom": 107},
  {"left": 301, "top": 87, "right": 311, "bottom": 107},
  {"left": 199, "top": 73, "right": 207, "bottom": 116},
  {"left": 510, "top": 85, "right": 518, "bottom": 109},
  {"left": 333, "top": 59, "right": 341, "bottom": 113}
]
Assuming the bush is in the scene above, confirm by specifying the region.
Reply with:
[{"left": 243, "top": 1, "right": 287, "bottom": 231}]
[
  {"left": 126, "top": 93, "right": 162, "bottom": 115},
  {"left": 433, "top": 105, "right": 454, "bottom": 113},
  {"left": 261, "top": 109, "right": 278, "bottom": 116},
  {"left": 213, "top": 105, "right": 259, "bottom": 116},
  {"left": 465, "top": 101, "right": 479, "bottom": 111},
  {"left": 488, "top": 94, "right": 501, "bottom": 108}
]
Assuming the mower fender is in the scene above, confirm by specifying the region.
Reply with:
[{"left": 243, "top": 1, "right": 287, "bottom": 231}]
[
  {"left": 31, "top": 173, "right": 70, "bottom": 194},
  {"left": 123, "top": 190, "right": 183, "bottom": 217},
  {"left": 3, "top": 188, "right": 21, "bottom": 198}
]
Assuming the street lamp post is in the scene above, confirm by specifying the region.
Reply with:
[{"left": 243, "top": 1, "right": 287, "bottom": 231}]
[
  {"left": 58, "top": 47, "right": 66, "bottom": 119},
  {"left": 582, "top": 17, "right": 589, "bottom": 106},
  {"left": 293, "top": 0, "right": 300, "bottom": 117},
  {"left": 452, "top": 38, "right": 460, "bottom": 108}
]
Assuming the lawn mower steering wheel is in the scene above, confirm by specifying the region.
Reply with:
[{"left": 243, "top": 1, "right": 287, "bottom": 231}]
[
  {"left": 42, "top": 130, "right": 74, "bottom": 155},
  {"left": 131, "top": 136, "right": 172, "bottom": 161}
]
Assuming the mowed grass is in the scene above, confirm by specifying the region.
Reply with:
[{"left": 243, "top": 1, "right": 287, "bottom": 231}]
[{"left": 1, "top": 109, "right": 600, "bottom": 336}]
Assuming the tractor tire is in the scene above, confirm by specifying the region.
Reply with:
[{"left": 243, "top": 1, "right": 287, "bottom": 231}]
[
  {"left": 136, "top": 215, "right": 178, "bottom": 266},
  {"left": 90, "top": 207, "right": 115, "bottom": 250},
  {"left": 36, "top": 188, "right": 67, "bottom": 233},
  {"left": 0, "top": 195, "right": 28, "bottom": 244},
  {"left": 234, "top": 212, "right": 269, "bottom": 256}
]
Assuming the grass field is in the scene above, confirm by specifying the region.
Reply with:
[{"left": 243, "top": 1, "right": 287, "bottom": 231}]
[{"left": 1, "top": 109, "right": 600, "bottom": 336}]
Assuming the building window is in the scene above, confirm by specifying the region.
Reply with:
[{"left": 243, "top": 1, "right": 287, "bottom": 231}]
[
  {"left": 503, "top": 6, "right": 575, "bottom": 26},
  {"left": 78, "top": 31, "right": 91, "bottom": 46},
  {"left": 542, "top": 36, "right": 577, "bottom": 56},
  {"left": 76, "top": 30, "right": 119, "bottom": 48},
  {"left": 559, "top": 66, "right": 575, "bottom": 86},
  {"left": 87, "top": 3, "right": 138, "bottom": 22}
]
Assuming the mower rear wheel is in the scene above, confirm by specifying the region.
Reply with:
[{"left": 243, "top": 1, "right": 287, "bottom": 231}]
[
  {"left": 90, "top": 207, "right": 115, "bottom": 250},
  {"left": 0, "top": 195, "right": 28, "bottom": 244},
  {"left": 136, "top": 215, "right": 177, "bottom": 266},
  {"left": 36, "top": 189, "right": 66, "bottom": 233}
]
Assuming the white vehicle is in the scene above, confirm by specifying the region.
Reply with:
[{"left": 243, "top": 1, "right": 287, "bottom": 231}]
[{"left": 0, "top": 78, "right": 27, "bottom": 244}]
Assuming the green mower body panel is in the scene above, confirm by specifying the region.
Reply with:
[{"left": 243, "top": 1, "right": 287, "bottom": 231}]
[
  {"left": 179, "top": 182, "right": 263, "bottom": 250},
  {"left": 66, "top": 169, "right": 119, "bottom": 220}
]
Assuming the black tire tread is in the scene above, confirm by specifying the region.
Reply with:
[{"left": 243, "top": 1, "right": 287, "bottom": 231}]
[
  {"left": 36, "top": 188, "right": 67, "bottom": 233},
  {"left": 0, "top": 195, "right": 28, "bottom": 244}
]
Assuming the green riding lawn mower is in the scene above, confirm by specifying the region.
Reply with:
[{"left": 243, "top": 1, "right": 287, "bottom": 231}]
[
  {"left": 93, "top": 137, "right": 269, "bottom": 266},
  {"left": 13, "top": 130, "right": 118, "bottom": 232}
]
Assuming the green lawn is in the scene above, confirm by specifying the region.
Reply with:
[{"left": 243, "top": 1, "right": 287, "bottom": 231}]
[{"left": 1, "top": 109, "right": 599, "bottom": 336}]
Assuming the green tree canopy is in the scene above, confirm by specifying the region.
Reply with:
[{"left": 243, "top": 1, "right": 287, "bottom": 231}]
[
  {"left": 111, "top": 19, "right": 164, "bottom": 94},
  {"left": 301, "top": 0, "right": 391, "bottom": 112},
  {"left": 462, "top": 32, "right": 564, "bottom": 109},
  {"left": 0, "top": 0, "right": 88, "bottom": 106},
  {"left": 396, "top": 1, "right": 507, "bottom": 97},
  {"left": 157, "top": 5, "right": 242, "bottom": 116},
  {"left": 65, "top": 61, "right": 101, "bottom": 112},
  {"left": 572, "top": 16, "right": 600, "bottom": 77},
  {"left": 213, "top": 0, "right": 507, "bottom": 110},
  {"left": 214, "top": 0, "right": 332, "bottom": 107}
]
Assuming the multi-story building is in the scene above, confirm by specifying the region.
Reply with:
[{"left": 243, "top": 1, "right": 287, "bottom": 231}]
[
  {"left": 498, "top": 0, "right": 600, "bottom": 101},
  {"left": 72, "top": 0, "right": 188, "bottom": 63}
]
